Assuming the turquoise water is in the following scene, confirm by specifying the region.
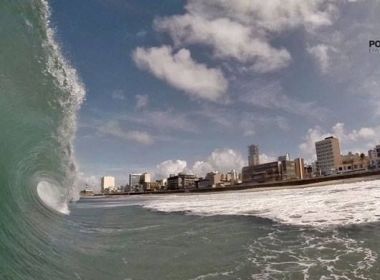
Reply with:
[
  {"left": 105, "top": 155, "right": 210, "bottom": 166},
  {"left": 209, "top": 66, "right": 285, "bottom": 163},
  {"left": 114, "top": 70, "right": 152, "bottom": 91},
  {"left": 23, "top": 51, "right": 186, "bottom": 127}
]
[{"left": 2, "top": 1, "right": 380, "bottom": 279}]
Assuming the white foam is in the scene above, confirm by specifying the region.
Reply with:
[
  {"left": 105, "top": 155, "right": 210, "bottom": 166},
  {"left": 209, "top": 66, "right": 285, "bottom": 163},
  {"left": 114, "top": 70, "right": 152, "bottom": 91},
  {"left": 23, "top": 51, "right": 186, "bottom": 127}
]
[
  {"left": 133, "top": 180, "right": 380, "bottom": 227},
  {"left": 37, "top": 180, "right": 70, "bottom": 214},
  {"left": 247, "top": 228, "right": 377, "bottom": 279}
]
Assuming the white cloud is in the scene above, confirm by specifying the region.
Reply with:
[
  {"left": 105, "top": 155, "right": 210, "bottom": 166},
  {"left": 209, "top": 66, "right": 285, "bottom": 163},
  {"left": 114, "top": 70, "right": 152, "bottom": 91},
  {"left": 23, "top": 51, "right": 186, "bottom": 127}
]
[
  {"left": 183, "top": 0, "right": 337, "bottom": 32},
  {"left": 259, "top": 153, "right": 277, "bottom": 163},
  {"left": 132, "top": 45, "right": 228, "bottom": 101},
  {"left": 135, "top": 94, "right": 149, "bottom": 110},
  {"left": 299, "top": 122, "right": 380, "bottom": 161},
  {"left": 330, "top": 122, "right": 378, "bottom": 144},
  {"left": 155, "top": 148, "right": 245, "bottom": 178},
  {"left": 154, "top": 0, "right": 343, "bottom": 73},
  {"left": 307, "top": 44, "right": 335, "bottom": 73},
  {"left": 155, "top": 14, "right": 291, "bottom": 73},
  {"left": 156, "top": 160, "right": 188, "bottom": 178},
  {"left": 303, "top": 2, "right": 380, "bottom": 116},
  {"left": 98, "top": 120, "right": 154, "bottom": 145},
  {"left": 299, "top": 126, "right": 327, "bottom": 162},
  {"left": 205, "top": 148, "right": 246, "bottom": 173}
]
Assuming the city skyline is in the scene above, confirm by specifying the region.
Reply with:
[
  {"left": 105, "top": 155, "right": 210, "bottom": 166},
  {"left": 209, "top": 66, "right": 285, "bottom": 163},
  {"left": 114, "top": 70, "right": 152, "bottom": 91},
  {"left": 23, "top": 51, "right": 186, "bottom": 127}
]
[
  {"left": 92, "top": 135, "right": 380, "bottom": 193},
  {"left": 48, "top": 0, "right": 380, "bottom": 186}
]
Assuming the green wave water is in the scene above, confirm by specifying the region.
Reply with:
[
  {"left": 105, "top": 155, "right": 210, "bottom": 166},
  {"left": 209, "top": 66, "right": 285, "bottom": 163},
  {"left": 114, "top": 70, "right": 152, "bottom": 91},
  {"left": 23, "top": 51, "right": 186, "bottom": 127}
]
[{"left": 0, "top": 1, "right": 85, "bottom": 278}]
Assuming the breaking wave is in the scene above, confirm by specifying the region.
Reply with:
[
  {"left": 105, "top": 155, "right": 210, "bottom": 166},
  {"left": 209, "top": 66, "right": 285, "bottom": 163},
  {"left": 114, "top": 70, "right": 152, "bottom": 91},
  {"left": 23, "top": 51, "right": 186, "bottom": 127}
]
[
  {"left": 135, "top": 180, "right": 380, "bottom": 227},
  {"left": 0, "top": 0, "right": 85, "bottom": 277}
]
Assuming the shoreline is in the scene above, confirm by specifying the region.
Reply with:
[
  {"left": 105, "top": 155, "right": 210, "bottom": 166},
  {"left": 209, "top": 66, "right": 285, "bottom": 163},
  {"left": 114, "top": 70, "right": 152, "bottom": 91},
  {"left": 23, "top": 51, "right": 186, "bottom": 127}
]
[{"left": 96, "top": 170, "right": 380, "bottom": 198}]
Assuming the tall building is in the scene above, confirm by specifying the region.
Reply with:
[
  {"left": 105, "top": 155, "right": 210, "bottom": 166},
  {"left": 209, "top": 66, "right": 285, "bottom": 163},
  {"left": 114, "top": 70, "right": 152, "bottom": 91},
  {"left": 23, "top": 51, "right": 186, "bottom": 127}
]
[
  {"left": 140, "top": 172, "right": 151, "bottom": 184},
  {"left": 248, "top": 144, "right": 259, "bottom": 166},
  {"left": 140, "top": 172, "right": 152, "bottom": 191},
  {"left": 129, "top": 173, "right": 142, "bottom": 188},
  {"left": 315, "top": 136, "right": 342, "bottom": 175},
  {"left": 294, "top": 158, "right": 305, "bottom": 179},
  {"left": 101, "top": 176, "right": 116, "bottom": 193}
]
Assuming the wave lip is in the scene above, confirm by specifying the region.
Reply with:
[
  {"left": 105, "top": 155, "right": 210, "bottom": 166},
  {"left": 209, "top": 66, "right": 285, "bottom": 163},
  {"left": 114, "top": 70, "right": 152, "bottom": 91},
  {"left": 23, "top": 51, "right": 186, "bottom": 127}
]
[
  {"left": 134, "top": 180, "right": 380, "bottom": 227},
  {"left": 35, "top": 0, "right": 85, "bottom": 209}
]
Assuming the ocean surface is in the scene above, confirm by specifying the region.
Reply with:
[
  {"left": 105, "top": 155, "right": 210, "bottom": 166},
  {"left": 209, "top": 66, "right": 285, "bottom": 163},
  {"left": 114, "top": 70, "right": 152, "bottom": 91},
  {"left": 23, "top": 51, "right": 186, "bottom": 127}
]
[{"left": 2, "top": 1, "right": 380, "bottom": 279}]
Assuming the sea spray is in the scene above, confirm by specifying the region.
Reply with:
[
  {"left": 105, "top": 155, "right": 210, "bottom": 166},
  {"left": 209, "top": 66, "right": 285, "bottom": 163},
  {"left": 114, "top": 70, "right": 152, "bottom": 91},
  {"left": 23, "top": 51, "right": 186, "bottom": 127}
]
[{"left": 39, "top": 0, "right": 85, "bottom": 210}]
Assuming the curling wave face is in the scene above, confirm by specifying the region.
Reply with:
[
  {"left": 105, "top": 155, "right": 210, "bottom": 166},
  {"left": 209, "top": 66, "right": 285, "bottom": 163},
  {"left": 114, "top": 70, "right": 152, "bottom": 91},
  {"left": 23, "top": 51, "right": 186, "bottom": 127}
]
[{"left": 0, "top": 0, "right": 84, "bottom": 278}]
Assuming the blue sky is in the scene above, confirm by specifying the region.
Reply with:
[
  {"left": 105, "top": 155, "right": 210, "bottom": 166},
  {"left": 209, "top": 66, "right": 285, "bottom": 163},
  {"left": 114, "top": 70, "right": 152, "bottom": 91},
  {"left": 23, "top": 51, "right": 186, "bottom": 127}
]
[{"left": 50, "top": 0, "right": 380, "bottom": 186}]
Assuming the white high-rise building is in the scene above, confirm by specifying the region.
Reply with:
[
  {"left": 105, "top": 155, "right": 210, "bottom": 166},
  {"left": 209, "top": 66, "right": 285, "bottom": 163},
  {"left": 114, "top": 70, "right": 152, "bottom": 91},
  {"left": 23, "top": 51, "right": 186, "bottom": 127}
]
[
  {"left": 101, "top": 176, "right": 116, "bottom": 193},
  {"left": 315, "top": 136, "right": 341, "bottom": 175},
  {"left": 294, "top": 158, "right": 305, "bottom": 179},
  {"left": 141, "top": 172, "right": 151, "bottom": 183}
]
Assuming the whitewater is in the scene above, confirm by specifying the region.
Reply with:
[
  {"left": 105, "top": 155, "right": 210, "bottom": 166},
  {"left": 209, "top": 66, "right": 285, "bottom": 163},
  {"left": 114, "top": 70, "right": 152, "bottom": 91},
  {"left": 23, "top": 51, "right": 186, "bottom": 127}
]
[
  {"left": 2, "top": 0, "right": 380, "bottom": 279},
  {"left": 136, "top": 179, "right": 380, "bottom": 227}
]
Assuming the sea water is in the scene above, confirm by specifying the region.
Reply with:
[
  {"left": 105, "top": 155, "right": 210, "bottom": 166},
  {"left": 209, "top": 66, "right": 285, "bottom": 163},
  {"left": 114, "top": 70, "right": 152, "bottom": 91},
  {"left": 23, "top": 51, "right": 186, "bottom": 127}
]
[{"left": 69, "top": 181, "right": 380, "bottom": 280}]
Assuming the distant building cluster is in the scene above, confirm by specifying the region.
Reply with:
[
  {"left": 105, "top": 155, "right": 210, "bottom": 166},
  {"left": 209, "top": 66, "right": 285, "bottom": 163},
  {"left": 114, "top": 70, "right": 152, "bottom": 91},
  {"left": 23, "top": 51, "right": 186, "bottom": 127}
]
[
  {"left": 97, "top": 168, "right": 242, "bottom": 194},
  {"left": 241, "top": 136, "right": 379, "bottom": 185},
  {"left": 80, "top": 136, "right": 380, "bottom": 195}
]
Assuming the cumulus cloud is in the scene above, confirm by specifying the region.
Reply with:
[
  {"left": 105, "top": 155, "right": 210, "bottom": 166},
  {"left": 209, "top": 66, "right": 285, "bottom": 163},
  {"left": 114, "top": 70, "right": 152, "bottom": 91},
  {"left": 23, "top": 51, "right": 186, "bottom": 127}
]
[
  {"left": 307, "top": 44, "right": 335, "bottom": 73},
  {"left": 98, "top": 120, "right": 154, "bottom": 145},
  {"left": 154, "top": 0, "right": 341, "bottom": 73},
  {"left": 155, "top": 14, "right": 291, "bottom": 73},
  {"left": 132, "top": 45, "right": 228, "bottom": 101},
  {"left": 202, "top": 148, "right": 246, "bottom": 174},
  {"left": 299, "top": 122, "right": 380, "bottom": 161},
  {"left": 191, "top": 161, "right": 214, "bottom": 177},
  {"left": 183, "top": 0, "right": 337, "bottom": 32},
  {"left": 156, "top": 148, "right": 246, "bottom": 178},
  {"left": 329, "top": 123, "right": 378, "bottom": 144},
  {"left": 259, "top": 153, "right": 277, "bottom": 164},
  {"left": 156, "top": 160, "right": 188, "bottom": 178}
]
